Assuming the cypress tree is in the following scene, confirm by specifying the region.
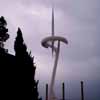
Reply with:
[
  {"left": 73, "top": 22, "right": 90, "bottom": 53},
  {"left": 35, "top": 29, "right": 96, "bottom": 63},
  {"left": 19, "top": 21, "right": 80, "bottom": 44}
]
[{"left": 14, "top": 28, "right": 41, "bottom": 100}]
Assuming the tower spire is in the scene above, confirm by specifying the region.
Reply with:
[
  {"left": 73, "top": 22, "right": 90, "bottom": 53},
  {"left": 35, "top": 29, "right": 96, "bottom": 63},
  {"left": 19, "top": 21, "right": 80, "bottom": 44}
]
[
  {"left": 51, "top": 7, "right": 55, "bottom": 56},
  {"left": 52, "top": 7, "right": 55, "bottom": 36}
]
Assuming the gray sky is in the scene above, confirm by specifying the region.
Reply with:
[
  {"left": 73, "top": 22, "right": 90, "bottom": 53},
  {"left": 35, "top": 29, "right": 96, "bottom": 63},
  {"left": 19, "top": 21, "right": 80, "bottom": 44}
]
[{"left": 0, "top": 0, "right": 100, "bottom": 99}]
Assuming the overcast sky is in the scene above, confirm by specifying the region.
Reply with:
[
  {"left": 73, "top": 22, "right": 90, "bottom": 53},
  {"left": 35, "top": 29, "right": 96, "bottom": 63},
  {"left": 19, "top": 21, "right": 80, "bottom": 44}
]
[{"left": 0, "top": 0, "right": 100, "bottom": 99}]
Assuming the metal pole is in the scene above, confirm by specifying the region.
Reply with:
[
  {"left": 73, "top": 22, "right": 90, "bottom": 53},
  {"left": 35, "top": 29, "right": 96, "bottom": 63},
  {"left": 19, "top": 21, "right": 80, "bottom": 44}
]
[
  {"left": 81, "top": 81, "right": 84, "bottom": 100},
  {"left": 46, "top": 84, "right": 48, "bottom": 100},
  {"left": 62, "top": 82, "right": 65, "bottom": 100}
]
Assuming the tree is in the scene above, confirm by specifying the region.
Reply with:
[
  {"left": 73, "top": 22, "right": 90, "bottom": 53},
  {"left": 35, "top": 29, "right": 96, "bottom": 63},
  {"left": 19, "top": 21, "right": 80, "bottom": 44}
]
[
  {"left": 14, "top": 28, "right": 41, "bottom": 100},
  {"left": 14, "top": 28, "right": 27, "bottom": 56},
  {"left": 0, "top": 16, "right": 9, "bottom": 48}
]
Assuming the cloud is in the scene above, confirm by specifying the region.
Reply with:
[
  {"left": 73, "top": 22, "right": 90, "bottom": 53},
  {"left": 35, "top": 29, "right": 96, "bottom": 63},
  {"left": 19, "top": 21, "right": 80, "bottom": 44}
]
[
  {"left": 0, "top": 0, "right": 100, "bottom": 99},
  {"left": 0, "top": 0, "right": 99, "bottom": 77}
]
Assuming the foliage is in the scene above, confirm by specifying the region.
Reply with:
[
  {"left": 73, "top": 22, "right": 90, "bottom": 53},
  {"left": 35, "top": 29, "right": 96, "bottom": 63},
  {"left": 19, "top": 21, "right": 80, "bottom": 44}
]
[
  {"left": 14, "top": 28, "right": 41, "bottom": 100},
  {"left": 0, "top": 16, "right": 9, "bottom": 48}
]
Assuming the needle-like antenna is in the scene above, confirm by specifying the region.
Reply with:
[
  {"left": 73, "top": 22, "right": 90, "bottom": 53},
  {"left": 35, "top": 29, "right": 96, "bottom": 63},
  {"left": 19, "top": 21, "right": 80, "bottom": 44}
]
[{"left": 51, "top": 7, "right": 55, "bottom": 56}]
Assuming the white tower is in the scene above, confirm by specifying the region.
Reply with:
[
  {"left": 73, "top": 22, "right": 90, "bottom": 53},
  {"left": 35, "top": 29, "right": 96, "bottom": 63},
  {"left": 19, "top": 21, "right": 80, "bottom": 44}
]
[{"left": 41, "top": 8, "right": 68, "bottom": 100}]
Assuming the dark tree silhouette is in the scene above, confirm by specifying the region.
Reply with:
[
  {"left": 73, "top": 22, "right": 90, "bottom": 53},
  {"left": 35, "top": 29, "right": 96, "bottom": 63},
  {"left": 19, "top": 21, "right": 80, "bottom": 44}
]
[
  {"left": 0, "top": 16, "right": 9, "bottom": 48},
  {"left": 0, "top": 16, "right": 41, "bottom": 100},
  {"left": 14, "top": 28, "right": 41, "bottom": 100},
  {"left": 14, "top": 28, "right": 27, "bottom": 56}
]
